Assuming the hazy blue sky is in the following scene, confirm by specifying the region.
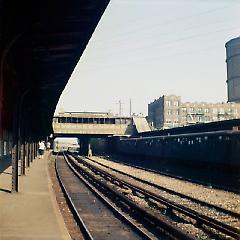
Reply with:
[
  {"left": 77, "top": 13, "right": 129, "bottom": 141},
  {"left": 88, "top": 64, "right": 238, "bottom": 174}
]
[{"left": 56, "top": 0, "right": 240, "bottom": 116}]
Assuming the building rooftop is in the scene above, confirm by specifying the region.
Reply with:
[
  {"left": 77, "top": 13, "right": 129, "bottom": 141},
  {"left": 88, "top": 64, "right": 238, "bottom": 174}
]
[{"left": 225, "top": 36, "right": 240, "bottom": 46}]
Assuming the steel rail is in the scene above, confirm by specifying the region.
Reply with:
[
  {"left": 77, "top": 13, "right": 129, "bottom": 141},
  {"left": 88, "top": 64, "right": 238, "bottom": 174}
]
[
  {"left": 72, "top": 154, "right": 240, "bottom": 239},
  {"left": 84, "top": 155, "right": 240, "bottom": 219},
  {"left": 66, "top": 154, "right": 195, "bottom": 240},
  {"left": 55, "top": 154, "right": 94, "bottom": 240},
  {"left": 63, "top": 154, "right": 154, "bottom": 240}
]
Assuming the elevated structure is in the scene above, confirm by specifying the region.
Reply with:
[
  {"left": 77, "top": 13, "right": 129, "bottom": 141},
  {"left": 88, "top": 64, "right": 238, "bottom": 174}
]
[
  {"left": 53, "top": 112, "right": 151, "bottom": 154},
  {"left": 53, "top": 112, "right": 134, "bottom": 137},
  {"left": 226, "top": 36, "right": 240, "bottom": 102}
]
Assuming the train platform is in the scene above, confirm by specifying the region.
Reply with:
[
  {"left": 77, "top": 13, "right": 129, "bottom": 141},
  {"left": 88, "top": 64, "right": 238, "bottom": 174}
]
[{"left": 0, "top": 153, "right": 71, "bottom": 240}]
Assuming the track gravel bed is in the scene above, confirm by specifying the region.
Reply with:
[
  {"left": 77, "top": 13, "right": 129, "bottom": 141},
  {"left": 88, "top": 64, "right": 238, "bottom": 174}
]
[
  {"left": 89, "top": 156, "right": 240, "bottom": 215},
  {"left": 48, "top": 154, "right": 85, "bottom": 240},
  {"left": 81, "top": 155, "right": 240, "bottom": 239},
  {"left": 71, "top": 155, "right": 239, "bottom": 239},
  {"left": 56, "top": 155, "right": 148, "bottom": 240},
  {"left": 68, "top": 154, "right": 195, "bottom": 239},
  {"left": 83, "top": 157, "right": 239, "bottom": 228}
]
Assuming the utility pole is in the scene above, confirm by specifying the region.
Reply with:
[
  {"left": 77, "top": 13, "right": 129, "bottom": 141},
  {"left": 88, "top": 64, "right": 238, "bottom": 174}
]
[
  {"left": 117, "top": 100, "right": 122, "bottom": 128},
  {"left": 129, "top": 99, "right": 132, "bottom": 117},
  {"left": 118, "top": 100, "right": 122, "bottom": 117}
]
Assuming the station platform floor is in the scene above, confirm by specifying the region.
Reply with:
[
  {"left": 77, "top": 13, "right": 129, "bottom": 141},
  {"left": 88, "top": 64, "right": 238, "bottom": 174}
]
[{"left": 0, "top": 153, "right": 71, "bottom": 240}]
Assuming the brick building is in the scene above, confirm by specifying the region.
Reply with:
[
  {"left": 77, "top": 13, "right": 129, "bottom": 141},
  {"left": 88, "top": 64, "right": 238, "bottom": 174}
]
[{"left": 148, "top": 95, "right": 240, "bottom": 129}]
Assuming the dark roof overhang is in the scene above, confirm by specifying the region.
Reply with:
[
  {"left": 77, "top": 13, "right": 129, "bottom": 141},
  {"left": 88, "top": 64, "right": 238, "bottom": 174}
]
[{"left": 0, "top": 0, "right": 109, "bottom": 140}]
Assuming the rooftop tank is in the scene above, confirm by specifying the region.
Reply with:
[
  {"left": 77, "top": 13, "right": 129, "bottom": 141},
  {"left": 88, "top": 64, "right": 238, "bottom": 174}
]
[{"left": 226, "top": 36, "right": 240, "bottom": 102}]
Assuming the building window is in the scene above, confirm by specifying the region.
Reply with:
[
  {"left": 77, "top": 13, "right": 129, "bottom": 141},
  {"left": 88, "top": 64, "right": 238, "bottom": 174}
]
[
  {"left": 167, "top": 110, "right": 171, "bottom": 115},
  {"left": 198, "top": 116, "right": 202, "bottom": 122},
  {"left": 219, "top": 108, "right": 224, "bottom": 114},
  {"left": 182, "top": 116, "right": 186, "bottom": 121},
  {"left": 173, "top": 101, "right": 179, "bottom": 106},
  {"left": 204, "top": 108, "right": 209, "bottom": 113},
  {"left": 166, "top": 100, "right": 171, "bottom": 106}
]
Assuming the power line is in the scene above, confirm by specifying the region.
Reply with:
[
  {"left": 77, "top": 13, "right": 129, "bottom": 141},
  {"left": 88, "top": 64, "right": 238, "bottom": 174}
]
[
  {"left": 94, "top": 2, "right": 240, "bottom": 46},
  {"left": 92, "top": 25, "right": 240, "bottom": 62}
]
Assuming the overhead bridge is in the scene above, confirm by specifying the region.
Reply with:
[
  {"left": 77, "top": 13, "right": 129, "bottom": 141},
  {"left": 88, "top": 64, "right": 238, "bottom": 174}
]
[
  {"left": 52, "top": 112, "right": 151, "bottom": 154},
  {"left": 53, "top": 112, "right": 151, "bottom": 137},
  {"left": 53, "top": 112, "right": 135, "bottom": 137}
]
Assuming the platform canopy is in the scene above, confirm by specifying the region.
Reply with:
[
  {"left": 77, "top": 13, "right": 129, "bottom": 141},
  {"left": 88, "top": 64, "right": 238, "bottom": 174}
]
[{"left": 0, "top": 0, "right": 109, "bottom": 140}]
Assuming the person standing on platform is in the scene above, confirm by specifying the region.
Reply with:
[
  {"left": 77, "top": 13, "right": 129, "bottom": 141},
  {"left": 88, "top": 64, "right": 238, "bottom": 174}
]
[
  {"left": 46, "top": 142, "right": 51, "bottom": 150},
  {"left": 38, "top": 141, "right": 45, "bottom": 158}
]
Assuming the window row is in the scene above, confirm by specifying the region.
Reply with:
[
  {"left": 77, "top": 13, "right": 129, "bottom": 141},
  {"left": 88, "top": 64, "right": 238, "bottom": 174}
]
[
  {"left": 165, "top": 100, "right": 179, "bottom": 107},
  {"left": 54, "top": 117, "right": 131, "bottom": 125},
  {"left": 182, "top": 107, "right": 238, "bottom": 114}
]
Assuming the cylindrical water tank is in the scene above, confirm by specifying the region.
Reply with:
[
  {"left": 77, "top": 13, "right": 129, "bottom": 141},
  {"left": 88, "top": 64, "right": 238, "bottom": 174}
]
[{"left": 226, "top": 36, "right": 240, "bottom": 102}]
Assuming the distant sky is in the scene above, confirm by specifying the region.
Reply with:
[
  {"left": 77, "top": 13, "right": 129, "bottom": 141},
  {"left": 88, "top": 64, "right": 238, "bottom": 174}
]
[{"left": 56, "top": 0, "right": 240, "bottom": 116}]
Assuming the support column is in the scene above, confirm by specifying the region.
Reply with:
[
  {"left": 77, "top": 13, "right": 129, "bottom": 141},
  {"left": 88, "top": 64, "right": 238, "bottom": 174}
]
[
  {"left": 35, "top": 142, "right": 37, "bottom": 158},
  {"left": 33, "top": 142, "right": 36, "bottom": 160},
  {"left": 35, "top": 142, "right": 38, "bottom": 158},
  {"left": 29, "top": 143, "right": 32, "bottom": 163},
  {"left": 33, "top": 142, "right": 36, "bottom": 159},
  {"left": 30, "top": 143, "right": 33, "bottom": 162},
  {"left": 79, "top": 137, "right": 90, "bottom": 156},
  {"left": 36, "top": 142, "right": 38, "bottom": 157},
  {"left": 20, "top": 142, "right": 23, "bottom": 175},
  {"left": 32, "top": 143, "right": 35, "bottom": 160},
  {"left": 21, "top": 141, "right": 26, "bottom": 175},
  {"left": 26, "top": 142, "right": 30, "bottom": 168},
  {"left": 11, "top": 143, "right": 18, "bottom": 192},
  {"left": 11, "top": 113, "right": 19, "bottom": 192}
]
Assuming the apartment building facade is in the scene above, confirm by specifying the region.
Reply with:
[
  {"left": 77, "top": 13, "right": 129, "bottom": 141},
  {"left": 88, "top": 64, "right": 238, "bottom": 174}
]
[{"left": 148, "top": 95, "right": 240, "bottom": 129}]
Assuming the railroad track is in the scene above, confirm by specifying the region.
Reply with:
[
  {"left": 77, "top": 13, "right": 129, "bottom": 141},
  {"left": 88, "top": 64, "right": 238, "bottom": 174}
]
[
  {"left": 56, "top": 153, "right": 194, "bottom": 240},
  {"left": 96, "top": 154, "right": 240, "bottom": 194},
  {"left": 85, "top": 155, "right": 240, "bottom": 220},
  {"left": 56, "top": 154, "right": 151, "bottom": 240},
  {"left": 70, "top": 153, "right": 240, "bottom": 239}
]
